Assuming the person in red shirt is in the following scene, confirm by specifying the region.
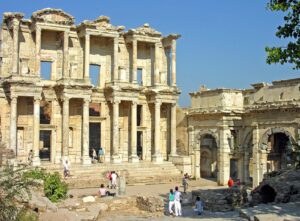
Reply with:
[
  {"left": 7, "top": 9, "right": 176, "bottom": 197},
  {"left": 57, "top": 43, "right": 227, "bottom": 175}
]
[{"left": 228, "top": 177, "right": 234, "bottom": 188}]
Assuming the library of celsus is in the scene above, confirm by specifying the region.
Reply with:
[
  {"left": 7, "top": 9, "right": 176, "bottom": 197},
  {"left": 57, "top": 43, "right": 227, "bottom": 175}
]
[{"left": 0, "top": 9, "right": 180, "bottom": 166}]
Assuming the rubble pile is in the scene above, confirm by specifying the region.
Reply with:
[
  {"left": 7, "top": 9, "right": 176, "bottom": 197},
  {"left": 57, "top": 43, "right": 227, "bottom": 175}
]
[
  {"left": 251, "top": 168, "right": 300, "bottom": 206},
  {"left": 191, "top": 187, "right": 245, "bottom": 212}
]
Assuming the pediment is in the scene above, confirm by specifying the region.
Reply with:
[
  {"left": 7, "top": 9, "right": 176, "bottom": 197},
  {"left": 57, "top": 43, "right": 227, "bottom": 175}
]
[{"left": 31, "top": 8, "right": 74, "bottom": 25}]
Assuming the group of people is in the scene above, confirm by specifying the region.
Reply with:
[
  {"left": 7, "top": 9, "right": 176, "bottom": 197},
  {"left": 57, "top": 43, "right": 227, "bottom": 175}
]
[
  {"left": 168, "top": 173, "right": 204, "bottom": 217},
  {"left": 92, "top": 147, "right": 105, "bottom": 163},
  {"left": 106, "top": 171, "right": 118, "bottom": 189}
]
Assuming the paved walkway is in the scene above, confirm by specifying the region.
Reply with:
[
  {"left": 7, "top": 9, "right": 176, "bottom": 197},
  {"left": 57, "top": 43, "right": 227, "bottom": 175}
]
[{"left": 69, "top": 180, "right": 246, "bottom": 221}]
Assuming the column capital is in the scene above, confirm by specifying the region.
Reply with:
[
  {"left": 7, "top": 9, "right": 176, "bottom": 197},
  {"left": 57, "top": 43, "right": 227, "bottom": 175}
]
[
  {"left": 34, "top": 96, "right": 41, "bottom": 102},
  {"left": 36, "top": 25, "right": 42, "bottom": 32},
  {"left": 83, "top": 97, "right": 91, "bottom": 103},
  {"left": 155, "top": 100, "right": 162, "bottom": 106},
  {"left": 10, "top": 95, "right": 18, "bottom": 102},
  {"left": 62, "top": 97, "right": 70, "bottom": 103},
  {"left": 131, "top": 100, "right": 138, "bottom": 106},
  {"left": 113, "top": 99, "right": 121, "bottom": 105},
  {"left": 171, "top": 103, "right": 177, "bottom": 108}
]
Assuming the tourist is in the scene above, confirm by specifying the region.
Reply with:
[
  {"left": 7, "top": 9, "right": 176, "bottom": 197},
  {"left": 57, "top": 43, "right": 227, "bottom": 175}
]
[
  {"left": 98, "top": 147, "right": 105, "bottom": 163},
  {"left": 63, "top": 159, "right": 70, "bottom": 178},
  {"left": 106, "top": 171, "right": 112, "bottom": 189},
  {"left": 111, "top": 171, "right": 118, "bottom": 189},
  {"left": 236, "top": 179, "right": 241, "bottom": 187},
  {"left": 174, "top": 186, "right": 182, "bottom": 216},
  {"left": 228, "top": 177, "right": 234, "bottom": 188},
  {"left": 193, "top": 196, "right": 203, "bottom": 215},
  {"left": 92, "top": 148, "right": 97, "bottom": 162},
  {"left": 182, "top": 173, "right": 189, "bottom": 194},
  {"left": 28, "top": 149, "right": 33, "bottom": 165},
  {"left": 98, "top": 184, "right": 109, "bottom": 197},
  {"left": 168, "top": 189, "right": 175, "bottom": 216}
]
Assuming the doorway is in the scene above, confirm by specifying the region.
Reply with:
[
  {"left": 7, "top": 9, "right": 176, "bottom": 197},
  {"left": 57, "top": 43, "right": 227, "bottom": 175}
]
[
  {"left": 137, "top": 131, "right": 143, "bottom": 160},
  {"left": 89, "top": 123, "right": 101, "bottom": 157},
  {"left": 230, "top": 159, "right": 238, "bottom": 180},
  {"left": 39, "top": 130, "right": 51, "bottom": 161}
]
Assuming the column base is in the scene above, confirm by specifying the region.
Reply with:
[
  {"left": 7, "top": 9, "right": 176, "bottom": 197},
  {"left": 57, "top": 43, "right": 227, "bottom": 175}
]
[
  {"left": 152, "top": 154, "right": 163, "bottom": 164},
  {"left": 82, "top": 156, "right": 91, "bottom": 165},
  {"left": 111, "top": 155, "right": 122, "bottom": 164},
  {"left": 129, "top": 155, "right": 139, "bottom": 163},
  {"left": 32, "top": 157, "right": 41, "bottom": 166}
]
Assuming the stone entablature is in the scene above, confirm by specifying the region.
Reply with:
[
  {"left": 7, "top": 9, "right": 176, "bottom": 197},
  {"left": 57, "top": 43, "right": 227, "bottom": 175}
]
[{"left": 0, "top": 8, "right": 180, "bottom": 167}]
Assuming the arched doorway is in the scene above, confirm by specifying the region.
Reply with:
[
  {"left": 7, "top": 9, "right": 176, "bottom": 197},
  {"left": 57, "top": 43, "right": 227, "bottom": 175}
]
[
  {"left": 200, "top": 134, "right": 218, "bottom": 178},
  {"left": 266, "top": 132, "right": 291, "bottom": 172}
]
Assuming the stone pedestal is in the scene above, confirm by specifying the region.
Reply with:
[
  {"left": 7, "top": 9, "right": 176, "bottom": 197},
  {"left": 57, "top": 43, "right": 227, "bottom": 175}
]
[
  {"left": 152, "top": 154, "right": 163, "bottom": 163},
  {"left": 111, "top": 155, "right": 122, "bottom": 164},
  {"left": 129, "top": 155, "right": 139, "bottom": 163},
  {"left": 81, "top": 156, "right": 91, "bottom": 165}
]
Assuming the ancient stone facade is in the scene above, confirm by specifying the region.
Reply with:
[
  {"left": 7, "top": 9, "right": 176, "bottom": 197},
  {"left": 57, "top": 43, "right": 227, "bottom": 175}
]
[
  {"left": 182, "top": 79, "right": 300, "bottom": 186},
  {"left": 0, "top": 9, "right": 180, "bottom": 166}
]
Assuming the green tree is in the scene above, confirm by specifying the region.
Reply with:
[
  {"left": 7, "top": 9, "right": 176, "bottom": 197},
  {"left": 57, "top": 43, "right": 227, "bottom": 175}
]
[{"left": 265, "top": 0, "right": 300, "bottom": 69}]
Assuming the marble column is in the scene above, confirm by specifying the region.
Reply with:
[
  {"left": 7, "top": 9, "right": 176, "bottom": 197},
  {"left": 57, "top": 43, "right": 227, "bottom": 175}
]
[
  {"left": 63, "top": 30, "right": 69, "bottom": 78},
  {"left": 62, "top": 97, "right": 69, "bottom": 159},
  {"left": 152, "top": 101, "right": 163, "bottom": 163},
  {"left": 111, "top": 100, "right": 121, "bottom": 163},
  {"left": 12, "top": 19, "right": 20, "bottom": 74},
  {"left": 129, "top": 101, "right": 139, "bottom": 163},
  {"left": 170, "top": 103, "right": 177, "bottom": 156},
  {"left": 218, "top": 127, "right": 230, "bottom": 185},
  {"left": 82, "top": 98, "right": 91, "bottom": 165},
  {"left": 32, "top": 97, "right": 41, "bottom": 166},
  {"left": 154, "top": 43, "right": 160, "bottom": 85},
  {"left": 171, "top": 39, "right": 177, "bottom": 86},
  {"left": 132, "top": 39, "right": 137, "bottom": 83},
  {"left": 113, "top": 37, "right": 119, "bottom": 82},
  {"left": 35, "top": 26, "right": 41, "bottom": 76},
  {"left": 252, "top": 125, "right": 260, "bottom": 187},
  {"left": 84, "top": 33, "right": 90, "bottom": 80},
  {"left": 10, "top": 96, "right": 17, "bottom": 155}
]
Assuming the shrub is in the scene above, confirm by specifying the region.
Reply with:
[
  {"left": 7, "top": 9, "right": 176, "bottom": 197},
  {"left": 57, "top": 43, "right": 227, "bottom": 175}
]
[
  {"left": 23, "top": 168, "right": 68, "bottom": 202},
  {"left": 44, "top": 172, "right": 68, "bottom": 202}
]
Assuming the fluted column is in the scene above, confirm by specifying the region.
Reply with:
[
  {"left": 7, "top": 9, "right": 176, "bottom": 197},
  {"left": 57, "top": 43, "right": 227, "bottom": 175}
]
[
  {"left": 10, "top": 96, "right": 17, "bottom": 155},
  {"left": 252, "top": 125, "right": 260, "bottom": 187},
  {"left": 170, "top": 103, "right": 177, "bottom": 156},
  {"left": 63, "top": 30, "right": 69, "bottom": 78},
  {"left": 113, "top": 37, "right": 119, "bottom": 82},
  {"left": 82, "top": 98, "right": 91, "bottom": 165},
  {"left": 129, "top": 101, "right": 139, "bottom": 163},
  {"left": 132, "top": 39, "right": 137, "bottom": 83},
  {"left": 12, "top": 19, "right": 20, "bottom": 74},
  {"left": 152, "top": 101, "right": 163, "bottom": 163},
  {"left": 32, "top": 97, "right": 41, "bottom": 166},
  {"left": 62, "top": 97, "right": 69, "bottom": 159},
  {"left": 35, "top": 26, "right": 41, "bottom": 76},
  {"left": 218, "top": 127, "right": 231, "bottom": 185},
  {"left": 111, "top": 99, "right": 121, "bottom": 163},
  {"left": 171, "top": 39, "right": 177, "bottom": 86},
  {"left": 154, "top": 43, "right": 160, "bottom": 85},
  {"left": 84, "top": 33, "right": 90, "bottom": 80}
]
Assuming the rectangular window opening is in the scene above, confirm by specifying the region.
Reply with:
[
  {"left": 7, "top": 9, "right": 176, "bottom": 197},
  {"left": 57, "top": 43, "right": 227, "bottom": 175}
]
[
  {"left": 90, "top": 64, "right": 100, "bottom": 86},
  {"left": 41, "top": 61, "right": 52, "bottom": 80},
  {"left": 137, "top": 68, "right": 143, "bottom": 86},
  {"left": 137, "top": 105, "right": 142, "bottom": 126}
]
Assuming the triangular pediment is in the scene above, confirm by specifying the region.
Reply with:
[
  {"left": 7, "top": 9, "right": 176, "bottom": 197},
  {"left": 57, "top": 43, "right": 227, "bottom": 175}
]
[{"left": 31, "top": 8, "right": 74, "bottom": 25}]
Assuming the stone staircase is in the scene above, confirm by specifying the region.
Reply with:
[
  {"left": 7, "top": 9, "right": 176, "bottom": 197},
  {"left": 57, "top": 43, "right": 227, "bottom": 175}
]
[{"left": 41, "top": 161, "right": 182, "bottom": 188}]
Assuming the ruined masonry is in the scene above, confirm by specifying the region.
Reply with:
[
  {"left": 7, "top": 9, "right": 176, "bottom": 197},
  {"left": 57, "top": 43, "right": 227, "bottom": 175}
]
[
  {"left": 177, "top": 80, "right": 300, "bottom": 187},
  {"left": 0, "top": 9, "right": 180, "bottom": 166}
]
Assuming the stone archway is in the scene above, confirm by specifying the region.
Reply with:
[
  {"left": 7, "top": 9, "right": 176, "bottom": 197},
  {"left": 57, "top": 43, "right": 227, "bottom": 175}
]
[
  {"left": 259, "top": 128, "right": 296, "bottom": 173},
  {"left": 200, "top": 134, "right": 218, "bottom": 178}
]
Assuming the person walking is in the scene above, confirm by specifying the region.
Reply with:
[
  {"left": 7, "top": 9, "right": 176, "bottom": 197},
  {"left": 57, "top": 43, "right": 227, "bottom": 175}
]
[
  {"left": 168, "top": 189, "right": 175, "bottom": 216},
  {"left": 92, "top": 148, "right": 97, "bottom": 163},
  {"left": 63, "top": 159, "right": 70, "bottom": 178},
  {"left": 174, "top": 186, "right": 182, "bottom": 216},
  {"left": 182, "top": 174, "right": 189, "bottom": 194}
]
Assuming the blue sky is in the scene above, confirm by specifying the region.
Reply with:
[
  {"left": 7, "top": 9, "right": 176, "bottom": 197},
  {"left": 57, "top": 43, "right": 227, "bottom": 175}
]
[{"left": 0, "top": 0, "right": 297, "bottom": 107}]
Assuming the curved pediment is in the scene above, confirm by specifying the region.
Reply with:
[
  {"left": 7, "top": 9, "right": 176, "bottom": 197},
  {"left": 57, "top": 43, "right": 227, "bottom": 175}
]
[{"left": 31, "top": 8, "right": 74, "bottom": 25}]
